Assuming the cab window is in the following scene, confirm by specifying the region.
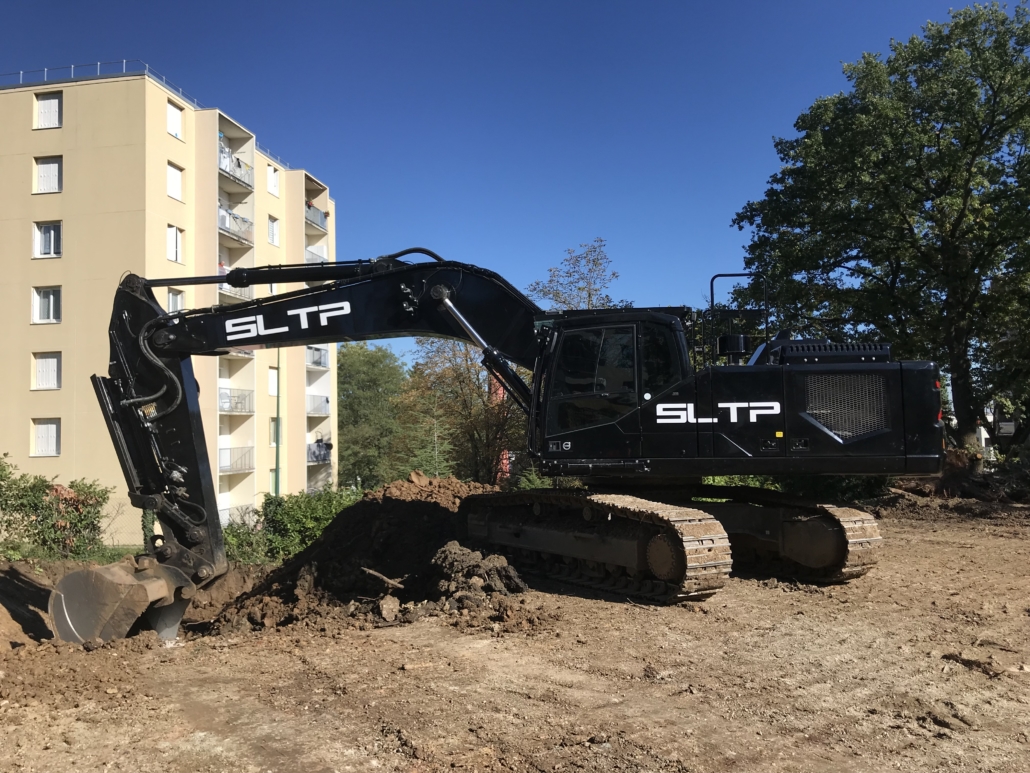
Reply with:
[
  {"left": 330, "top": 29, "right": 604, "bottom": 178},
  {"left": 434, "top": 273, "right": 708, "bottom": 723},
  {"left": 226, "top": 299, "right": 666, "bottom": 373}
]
[
  {"left": 640, "top": 323, "right": 684, "bottom": 397},
  {"left": 547, "top": 326, "right": 636, "bottom": 435}
]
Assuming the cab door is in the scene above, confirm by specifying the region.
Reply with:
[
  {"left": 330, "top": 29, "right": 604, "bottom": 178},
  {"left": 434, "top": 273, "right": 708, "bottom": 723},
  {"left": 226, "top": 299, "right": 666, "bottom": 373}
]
[
  {"left": 544, "top": 325, "right": 640, "bottom": 459},
  {"left": 639, "top": 322, "right": 697, "bottom": 458}
]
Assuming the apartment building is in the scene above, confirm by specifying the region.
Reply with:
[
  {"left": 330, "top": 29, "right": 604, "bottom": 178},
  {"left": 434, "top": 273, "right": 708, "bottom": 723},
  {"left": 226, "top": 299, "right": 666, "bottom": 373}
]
[{"left": 0, "top": 63, "right": 338, "bottom": 544}]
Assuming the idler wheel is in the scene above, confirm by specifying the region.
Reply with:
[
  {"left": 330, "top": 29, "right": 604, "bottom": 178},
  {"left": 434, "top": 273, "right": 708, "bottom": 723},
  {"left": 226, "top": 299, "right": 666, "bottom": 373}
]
[{"left": 646, "top": 533, "right": 685, "bottom": 582}]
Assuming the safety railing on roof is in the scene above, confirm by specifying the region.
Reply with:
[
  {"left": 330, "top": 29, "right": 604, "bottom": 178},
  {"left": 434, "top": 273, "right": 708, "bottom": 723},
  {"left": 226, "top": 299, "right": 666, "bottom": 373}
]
[{"left": 1, "top": 60, "right": 297, "bottom": 169}]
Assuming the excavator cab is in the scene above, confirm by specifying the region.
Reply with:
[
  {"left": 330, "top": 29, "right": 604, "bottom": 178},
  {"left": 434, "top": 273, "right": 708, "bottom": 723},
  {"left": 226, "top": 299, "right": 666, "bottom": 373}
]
[{"left": 532, "top": 305, "right": 943, "bottom": 480}]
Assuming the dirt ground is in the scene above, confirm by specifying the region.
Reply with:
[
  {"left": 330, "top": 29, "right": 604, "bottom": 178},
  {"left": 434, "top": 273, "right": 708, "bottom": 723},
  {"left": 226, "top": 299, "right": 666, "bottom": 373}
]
[{"left": 2, "top": 495, "right": 1029, "bottom": 772}]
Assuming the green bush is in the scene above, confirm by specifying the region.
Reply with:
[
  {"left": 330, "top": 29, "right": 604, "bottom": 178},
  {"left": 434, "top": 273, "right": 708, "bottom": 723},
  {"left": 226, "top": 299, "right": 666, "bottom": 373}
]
[
  {"left": 261, "top": 486, "right": 362, "bottom": 561},
  {"left": 222, "top": 520, "right": 271, "bottom": 565},
  {"left": 0, "top": 453, "right": 111, "bottom": 558}
]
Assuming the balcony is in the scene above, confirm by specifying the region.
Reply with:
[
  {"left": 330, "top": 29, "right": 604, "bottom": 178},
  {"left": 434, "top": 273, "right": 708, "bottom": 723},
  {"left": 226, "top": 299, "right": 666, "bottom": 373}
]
[
  {"left": 218, "top": 504, "right": 257, "bottom": 524},
  {"left": 218, "top": 207, "right": 254, "bottom": 245},
  {"left": 304, "top": 247, "right": 329, "bottom": 264},
  {"left": 219, "top": 282, "right": 254, "bottom": 302},
  {"left": 218, "top": 387, "right": 254, "bottom": 414},
  {"left": 306, "top": 394, "right": 331, "bottom": 416},
  {"left": 305, "top": 203, "right": 328, "bottom": 231},
  {"left": 218, "top": 142, "right": 254, "bottom": 189},
  {"left": 307, "top": 434, "right": 333, "bottom": 465},
  {"left": 306, "top": 346, "right": 330, "bottom": 369},
  {"left": 222, "top": 348, "right": 255, "bottom": 359},
  {"left": 218, "top": 446, "right": 254, "bottom": 474}
]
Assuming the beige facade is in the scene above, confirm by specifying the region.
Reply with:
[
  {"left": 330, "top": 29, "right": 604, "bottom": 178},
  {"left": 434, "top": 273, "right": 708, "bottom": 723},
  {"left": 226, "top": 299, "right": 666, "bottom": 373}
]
[{"left": 0, "top": 71, "right": 338, "bottom": 544}]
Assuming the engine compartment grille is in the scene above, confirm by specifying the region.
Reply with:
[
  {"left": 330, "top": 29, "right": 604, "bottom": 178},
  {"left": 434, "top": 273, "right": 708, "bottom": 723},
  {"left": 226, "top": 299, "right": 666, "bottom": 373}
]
[{"left": 805, "top": 374, "right": 889, "bottom": 440}]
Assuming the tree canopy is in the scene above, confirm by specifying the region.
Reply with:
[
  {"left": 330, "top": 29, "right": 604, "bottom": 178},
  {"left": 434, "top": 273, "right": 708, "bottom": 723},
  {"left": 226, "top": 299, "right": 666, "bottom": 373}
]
[
  {"left": 526, "top": 238, "right": 630, "bottom": 310},
  {"left": 733, "top": 2, "right": 1030, "bottom": 448}
]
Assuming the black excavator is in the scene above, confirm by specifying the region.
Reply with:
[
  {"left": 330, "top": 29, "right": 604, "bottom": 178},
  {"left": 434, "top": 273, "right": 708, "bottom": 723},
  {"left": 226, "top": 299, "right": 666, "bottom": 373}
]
[{"left": 49, "top": 249, "right": 944, "bottom": 643}]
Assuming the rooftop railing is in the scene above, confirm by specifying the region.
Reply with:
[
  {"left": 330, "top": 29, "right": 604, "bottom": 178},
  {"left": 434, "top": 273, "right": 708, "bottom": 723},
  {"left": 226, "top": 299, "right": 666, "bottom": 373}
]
[
  {"left": 305, "top": 204, "right": 328, "bottom": 231},
  {"left": 217, "top": 388, "right": 254, "bottom": 414},
  {"left": 218, "top": 206, "right": 254, "bottom": 245},
  {"left": 0, "top": 60, "right": 297, "bottom": 169},
  {"left": 218, "top": 446, "right": 254, "bottom": 473},
  {"left": 218, "top": 141, "right": 254, "bottom": 188}
]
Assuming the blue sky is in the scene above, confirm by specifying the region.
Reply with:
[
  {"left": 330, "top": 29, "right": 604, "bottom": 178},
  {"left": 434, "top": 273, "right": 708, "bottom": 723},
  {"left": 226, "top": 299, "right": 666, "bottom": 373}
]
[{"left": 3, "top": 0, "right": 961, "bottom": 315}]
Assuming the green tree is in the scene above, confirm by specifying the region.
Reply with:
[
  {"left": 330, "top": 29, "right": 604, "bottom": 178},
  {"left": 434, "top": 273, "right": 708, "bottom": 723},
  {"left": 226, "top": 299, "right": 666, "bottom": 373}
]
[
  {"left": 526, "top": 237, "right": 630, "bottom": 310},
  {"left": 383, "top": 371, "right": 457, "bottom": 480},
  {"left": 732, "top": 3, "right": 1030, "bottom": 449},
  {"left": 407, "top": 338, "right": 525, "bottom": 484},
  {"left": 336, "top": 342, "right": 406, "bottom": 488}
]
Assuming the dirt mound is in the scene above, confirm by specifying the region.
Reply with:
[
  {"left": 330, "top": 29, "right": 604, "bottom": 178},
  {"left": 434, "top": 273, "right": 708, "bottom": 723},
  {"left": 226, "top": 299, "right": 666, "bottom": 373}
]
[{"left": 212, "top": 473, "right": 529, "bottom": 634}]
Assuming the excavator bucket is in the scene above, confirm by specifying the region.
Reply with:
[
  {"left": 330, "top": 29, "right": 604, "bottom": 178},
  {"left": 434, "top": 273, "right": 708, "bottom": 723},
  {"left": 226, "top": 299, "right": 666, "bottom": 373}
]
[{"left": 48, "top": 562, "right": 179, "bottom": 644}]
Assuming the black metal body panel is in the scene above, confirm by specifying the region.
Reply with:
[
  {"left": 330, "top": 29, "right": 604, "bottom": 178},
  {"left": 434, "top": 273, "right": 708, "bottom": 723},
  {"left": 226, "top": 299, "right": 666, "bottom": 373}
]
[
  {"left": 155, "top": 260, "right": 541, "bottom": 370},
  {"left": 535, "top": 311, "right": 944, "bottom": 479}
]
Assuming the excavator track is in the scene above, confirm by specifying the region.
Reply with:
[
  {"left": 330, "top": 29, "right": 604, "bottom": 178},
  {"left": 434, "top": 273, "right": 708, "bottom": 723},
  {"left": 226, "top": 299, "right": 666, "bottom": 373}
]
[
  {"left": 657, "top": 488, "right": 883, "bottom": 584},
  {"left": 462, "top": 490, "right": 733, "bottom": 603}
]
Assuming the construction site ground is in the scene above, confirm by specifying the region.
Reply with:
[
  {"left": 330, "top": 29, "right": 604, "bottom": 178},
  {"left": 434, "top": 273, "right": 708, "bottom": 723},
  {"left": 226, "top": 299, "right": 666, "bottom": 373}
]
[{"left": 2, "top": 493, "right": 1029, "bottom": 772}]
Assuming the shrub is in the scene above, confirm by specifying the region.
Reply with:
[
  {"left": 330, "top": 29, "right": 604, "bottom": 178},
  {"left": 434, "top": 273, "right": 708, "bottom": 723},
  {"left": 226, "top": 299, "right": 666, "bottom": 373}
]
[
  {"left": 222, "top": 520, "right": 271, "bottom": 565},
  {"left": 0, "top": 453, "right": 111, "bottom": 558},
  {"left": 261, "top": 486, "right": 362, "bottom": 561}
]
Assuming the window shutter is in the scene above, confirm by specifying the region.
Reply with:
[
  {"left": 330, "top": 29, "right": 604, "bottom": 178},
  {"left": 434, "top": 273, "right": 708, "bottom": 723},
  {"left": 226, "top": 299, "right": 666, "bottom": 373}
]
[
  {"left": 35, "top": 419, "right": 59, "bottom": 455},
  {"left": 267, "top": 166, "right": 279, "bottom": 196},
  {"left": 36, "top": 353, "right": 60, "bottom": 389},
  {"left": 37, "top": 94, "right": 61, "bottom": 128},
  {"left": 37, "top": 158, "right": 61, "bottom": 193},
  {"left": 268, "top": 217, "right": 278, "bottom": 245},
  {"left": 167, "top": 164, "right": 182, "bottom": 200},
  {"left": 167, "top": 103, "right": 183, "bottom": 138}
]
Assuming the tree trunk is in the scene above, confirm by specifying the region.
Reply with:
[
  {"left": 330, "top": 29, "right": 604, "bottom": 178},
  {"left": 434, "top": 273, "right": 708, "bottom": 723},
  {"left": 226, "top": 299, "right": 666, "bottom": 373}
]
[{"left": 944, "top": 326, "right": 980, "bottom": 449}]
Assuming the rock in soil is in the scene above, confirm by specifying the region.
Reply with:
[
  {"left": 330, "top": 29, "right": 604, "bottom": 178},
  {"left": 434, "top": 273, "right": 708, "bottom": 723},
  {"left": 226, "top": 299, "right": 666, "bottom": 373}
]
[{"left": 212, "top": 472, "right": 527, "bottom": 634}]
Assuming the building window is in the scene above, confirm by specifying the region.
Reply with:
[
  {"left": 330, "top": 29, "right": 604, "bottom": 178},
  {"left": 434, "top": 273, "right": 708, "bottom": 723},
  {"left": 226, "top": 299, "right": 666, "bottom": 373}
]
[
  {"left": 269, "top": 468, "right": 278, "bottom": 494},
  {"left": 35, "top": 156, "right": 62, "bottom": 193},
  {"left": 269, "top": 417, "right": 280, "bottom": 446},
  {"left": 167, "top": 101, "right": 183, "bottom": 139},
  {"left": 36, "top": 92, "right": 62, "bottom": 129},
  {"left": 166, "top": 225, "right": 183, "bottom": 262},
  {"left": 33, "top": 352, "right": 61, "bottom": 390},
  {"left": 267, "top": 165, "right": 279, "bottom": 196},
  {"left": 32, "top": 418, "right": 61, "bottom": 457},
  {"left": 167, "top": 163, "right": 183, "bottom": 200},
  {"left": 32, "top": 286, "right": 62, "bottom": 324},
  {"left": 268, "top": 366, "right": 278, "bottom": 396},
  {"left": 168, "top": 289, "right": 184, "bottom": 313},
  {"left": 34, "top": 221, "right": 62, "bottom": 258},
  {"left": 268, "top": 216, "right": 279, "bottom": 246}
]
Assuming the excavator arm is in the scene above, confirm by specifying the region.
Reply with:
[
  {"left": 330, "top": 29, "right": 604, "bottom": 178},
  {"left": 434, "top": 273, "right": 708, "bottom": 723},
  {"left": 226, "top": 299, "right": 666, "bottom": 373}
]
[{"left": 49, "top": 250, "right": 541, "bottom": 643}]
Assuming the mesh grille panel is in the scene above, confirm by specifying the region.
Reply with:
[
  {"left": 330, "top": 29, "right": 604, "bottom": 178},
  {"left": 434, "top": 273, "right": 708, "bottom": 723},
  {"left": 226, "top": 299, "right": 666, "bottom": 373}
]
[{"left": 806, "top": 374, "right": 889, "bottom": 440}]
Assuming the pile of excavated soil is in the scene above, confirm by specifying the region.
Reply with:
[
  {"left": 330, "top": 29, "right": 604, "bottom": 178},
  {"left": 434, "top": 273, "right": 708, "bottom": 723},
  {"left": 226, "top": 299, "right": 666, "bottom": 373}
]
[{"left": 212, "top": 473, "right": 532, "bottom": 635}]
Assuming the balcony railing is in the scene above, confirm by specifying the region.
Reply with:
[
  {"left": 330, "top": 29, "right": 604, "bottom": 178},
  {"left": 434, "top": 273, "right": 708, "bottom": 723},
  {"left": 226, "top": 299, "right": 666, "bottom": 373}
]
[
  {"left": 218, "top": 387, "right": 254, "bottom": 414},
  {"left": 218, "top": 282, "right": 254, "bottom": 301},
  {"left": 306, "top": 346, "right": 330, "bottom": 368},
  {"left": 305, "top": 204, "right": 328, "bottom": 231},
  {"left": 307, "top": 438, "right": 332, "bottom": 464},
  {"left": 306, "top": 394, "right": 331, "bottom": 415},
  {"left": 218, "top": 142, "right": 254, "bottom": 188},
  {"left": 218, "top": 504, "right": 257, "bottom": 524},
  {"left": 304, "top": 247, "right": 329, "bottom": 264},
  {"left": 218, "top": 446, "right": 254, "bottom": 473},
  {"left": 218, "top": 207, "right": 254, "bottom": 244}
]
